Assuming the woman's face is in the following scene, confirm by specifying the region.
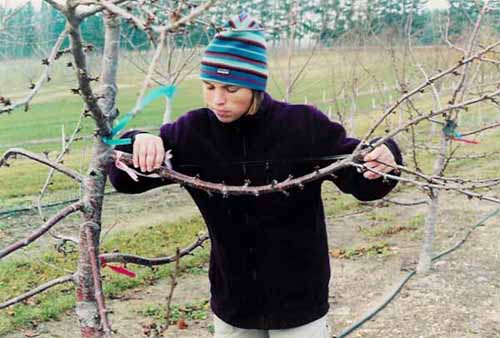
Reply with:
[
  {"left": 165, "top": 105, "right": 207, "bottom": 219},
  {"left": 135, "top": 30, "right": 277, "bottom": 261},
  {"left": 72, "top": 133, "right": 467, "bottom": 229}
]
[{"left": 202, "top": 81, "right": 254, "bottom": 123}]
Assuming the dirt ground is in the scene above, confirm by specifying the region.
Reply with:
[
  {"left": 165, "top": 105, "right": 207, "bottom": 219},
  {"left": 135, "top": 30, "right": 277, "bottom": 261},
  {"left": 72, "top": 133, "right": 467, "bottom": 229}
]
[{"left": 3, "top": 184, "right": 500, "bottom": 338}]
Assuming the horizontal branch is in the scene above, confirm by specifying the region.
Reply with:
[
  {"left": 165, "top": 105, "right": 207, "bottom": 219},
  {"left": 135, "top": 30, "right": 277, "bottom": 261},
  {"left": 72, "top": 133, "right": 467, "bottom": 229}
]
[
  {"left": 354, "top": 162, "right": 500, "bottom": 204},
  {"left": 113, "top": 151, "right": 355, "bottom": 196},
  {"left": 77, "top": 0, "right": 130, "bottom": 19},
  {"left": 0, "top": 148, "right": 84, "bottom": 183},
  {"left": 159, "top": 0, "right": 216, "bottom": 33},
  {"left": 97, "top": 0, "right": 216, "bottom": 33},
  {"left": 100, "top": 233, "right": 209, "bottom": 266},
  {"left": 0, "top": 202, "right": 83, "bottom": 260},
  {"left": 0, "top": 29, "right": 68, "bottom": 114},
  {"left": 0, "top": 274, "right": 75, "bottom": 310},
  {"left": 460, "top": 120, "right": 500, "bottom": 137}
]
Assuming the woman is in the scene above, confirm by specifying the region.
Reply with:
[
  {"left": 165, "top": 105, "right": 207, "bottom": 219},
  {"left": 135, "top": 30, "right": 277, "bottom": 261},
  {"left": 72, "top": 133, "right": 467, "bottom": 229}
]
[{"left": 108, "top": 12, "right": 402, "bottom": 338}]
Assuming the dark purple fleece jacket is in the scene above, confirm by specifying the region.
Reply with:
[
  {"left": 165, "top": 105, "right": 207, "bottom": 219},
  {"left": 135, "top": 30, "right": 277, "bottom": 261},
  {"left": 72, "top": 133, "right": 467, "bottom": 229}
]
[{"left": 108, "top": 92, "right": 402, "bottom": 330}]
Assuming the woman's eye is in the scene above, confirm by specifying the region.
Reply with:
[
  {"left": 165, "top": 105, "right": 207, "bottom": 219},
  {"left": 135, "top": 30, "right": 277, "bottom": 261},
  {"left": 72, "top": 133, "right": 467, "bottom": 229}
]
[
  {"left": 226, "top": 87, "right": 238, "bottom": 93},
  {"left": 206, "top": 85, "right": 215, "bottom": 90}
]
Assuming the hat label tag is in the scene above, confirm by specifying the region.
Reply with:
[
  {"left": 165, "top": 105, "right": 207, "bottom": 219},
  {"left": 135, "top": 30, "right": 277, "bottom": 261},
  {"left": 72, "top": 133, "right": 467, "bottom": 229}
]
[{"left": 217, "top": 68, "right": 231, "bottom": 75}]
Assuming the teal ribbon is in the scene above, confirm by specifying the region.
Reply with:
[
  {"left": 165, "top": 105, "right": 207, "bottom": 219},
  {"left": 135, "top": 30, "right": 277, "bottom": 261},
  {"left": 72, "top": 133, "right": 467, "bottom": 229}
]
[
  {"left": 442, "top": 119, "right": 457, "bottom": 137},
  {"left": 103, "top": 85, "right": 177, "bottom": 146},
  {"left": 442, "top": 119, "right": 464, "bottom": 139}
]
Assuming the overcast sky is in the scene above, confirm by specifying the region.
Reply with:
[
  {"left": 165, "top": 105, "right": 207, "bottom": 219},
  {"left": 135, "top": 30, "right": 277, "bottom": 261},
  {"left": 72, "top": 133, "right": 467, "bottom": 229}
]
[{"left": 1, "top": 0, "right": 451, "bottom": 10}]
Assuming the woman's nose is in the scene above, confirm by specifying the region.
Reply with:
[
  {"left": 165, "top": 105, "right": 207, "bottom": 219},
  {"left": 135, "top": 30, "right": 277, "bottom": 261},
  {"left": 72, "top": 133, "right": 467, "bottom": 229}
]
[{"left": 213, "top": 89, "right": 226, "bottom": 105}]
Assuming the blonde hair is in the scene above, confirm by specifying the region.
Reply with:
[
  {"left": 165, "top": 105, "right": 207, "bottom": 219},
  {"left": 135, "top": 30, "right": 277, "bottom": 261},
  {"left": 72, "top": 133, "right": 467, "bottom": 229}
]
[{"left": 247, "top": 91, "right": 263, "bottom": 115}]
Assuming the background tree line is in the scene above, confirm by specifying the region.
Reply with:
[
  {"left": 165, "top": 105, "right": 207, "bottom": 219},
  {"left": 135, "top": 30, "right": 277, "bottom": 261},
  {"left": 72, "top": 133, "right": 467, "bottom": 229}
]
[{"left": 1, "top": 0, "right": 500, "bottom": 60}]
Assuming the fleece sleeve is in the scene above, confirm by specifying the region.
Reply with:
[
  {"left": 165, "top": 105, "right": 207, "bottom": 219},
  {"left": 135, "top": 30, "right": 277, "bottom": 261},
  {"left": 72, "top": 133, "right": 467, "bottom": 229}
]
[
  {"left": 311, "top": 108, "right": 403, "bottom": 201},
  {"left": 106, "top": 130, "right": 171, "bottom": 194}
]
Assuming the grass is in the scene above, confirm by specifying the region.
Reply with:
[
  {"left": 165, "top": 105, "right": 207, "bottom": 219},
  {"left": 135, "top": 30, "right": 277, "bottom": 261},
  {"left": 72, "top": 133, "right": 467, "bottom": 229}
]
[
  {"left": 0, "top": 215, "right": 209, "bottom": 335},
  {"left": 139, "top": 299, "right": 210, "bottom": 325},
  {"left": 330, "top": 241, "right": 394, "bottom": 259},
  {"left": 361, "top": 222, "right": 418, "bottom": 238}
]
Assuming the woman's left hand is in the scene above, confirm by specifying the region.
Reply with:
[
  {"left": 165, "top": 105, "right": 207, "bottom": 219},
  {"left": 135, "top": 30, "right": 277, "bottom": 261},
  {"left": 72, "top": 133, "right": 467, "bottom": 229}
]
[{"left": 362, "top": 144, "right": 398, "bottom": 180}]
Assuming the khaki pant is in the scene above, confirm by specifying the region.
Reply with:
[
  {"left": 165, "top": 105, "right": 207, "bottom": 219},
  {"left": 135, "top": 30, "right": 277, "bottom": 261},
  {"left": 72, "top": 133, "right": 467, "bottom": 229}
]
[{"left": 213, "top": 314, "right": 330, "bottom": 338}]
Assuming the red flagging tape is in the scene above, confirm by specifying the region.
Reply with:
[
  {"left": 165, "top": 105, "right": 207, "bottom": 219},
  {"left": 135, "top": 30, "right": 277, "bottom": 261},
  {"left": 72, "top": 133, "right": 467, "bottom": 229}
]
[
  {"left": 100, "top": 256, "right": 136, "bottom": 278},
  {"left": 451, "top": 137, "right": 480, "bottom": 144}
]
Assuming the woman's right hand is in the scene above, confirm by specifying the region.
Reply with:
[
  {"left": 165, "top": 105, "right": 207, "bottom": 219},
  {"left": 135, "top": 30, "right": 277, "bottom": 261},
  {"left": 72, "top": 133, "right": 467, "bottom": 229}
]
[{"left": 133, "top": 134, "right": 165, "bottom": 172}]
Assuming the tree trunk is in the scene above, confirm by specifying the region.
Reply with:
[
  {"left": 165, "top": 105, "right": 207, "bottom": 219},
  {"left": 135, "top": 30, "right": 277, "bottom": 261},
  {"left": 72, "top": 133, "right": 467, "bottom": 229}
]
[
  {"left": 417, "top": 133, "right": 447, "bottom": 274},
  {"left": 74, "top": 13, "right": 120, "bottom": 337},
  {"left": 76, "top": 143, "right": 110, "bottom": 338}
]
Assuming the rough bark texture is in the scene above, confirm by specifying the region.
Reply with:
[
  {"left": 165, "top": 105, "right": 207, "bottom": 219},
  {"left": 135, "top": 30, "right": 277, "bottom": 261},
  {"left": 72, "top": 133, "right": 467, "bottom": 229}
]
[
  {"left": 74, "top": 13, "right": 120, "bottom": 338},
  {"left": 77, "top": 144, "right": 110, "bottom": 338}
]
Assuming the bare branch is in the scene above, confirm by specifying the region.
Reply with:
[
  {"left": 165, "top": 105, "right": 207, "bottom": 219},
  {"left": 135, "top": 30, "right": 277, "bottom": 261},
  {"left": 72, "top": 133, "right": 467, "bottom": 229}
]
[
  {"left": 0, "top": 29, "right": 68, "bottom": 114},
  {"left": 66, "top": 14, "right": 111, "bottom": 135},
  {"left": 460, "top": 120, "right": 500, "bottom": 137},
  {"left": 84, "top": 223, "right": 112, "bottom": 336},
  {"left": 443, "top": 11, "right": 466, "bottom": 53},
  {"left": 43, "top": 0, "right": 66, "bottom": 12},
  {"left": 0, "top": 202, "right": 83, "bottom": 260},
  {"left": 113, "top": 151, "right": 354, "bottom": 196},
  {"left": 0, "top": 274, "right": 76, "bottom": 310},
  {"left": 133, "top": 30, "right": 167, "bottom": 114},
  {"left": 369, "top": 86, "right": 500, "bottom": 150},
  {"left": 97, "top": 0, "right": 216, "bottom": 33},
  {"left": 77, "top": 0, "right": 130, "bottom": 19},
  {"left": 161, "top": 248, "right": 181, "bottom": 333},
  {"left": 449, "top": 0, "right": 491, "bottom": 106},
  {"left": 0, "top": 148, "right": 84, "bottom": 183},
  {"left": 37, "top": 111, "right": 85, "bottom": 221},
  {"left": 358, "top": 38, "right": 500, "bottom": 147},
  {"left": 100, "top": 233, "right": 209, "bottom": 266},
  {"left": 352, "top": 162, "right": 500, "bottom": 204}
]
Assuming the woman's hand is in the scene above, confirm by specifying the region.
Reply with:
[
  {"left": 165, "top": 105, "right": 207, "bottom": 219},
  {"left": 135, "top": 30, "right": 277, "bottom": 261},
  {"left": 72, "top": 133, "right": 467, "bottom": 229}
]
[
  {"left": 133, "top": 134, "right": 165, "bottom": 172},
  {"left": 362, "top": 144, "right": 398, "bottom": 180}
]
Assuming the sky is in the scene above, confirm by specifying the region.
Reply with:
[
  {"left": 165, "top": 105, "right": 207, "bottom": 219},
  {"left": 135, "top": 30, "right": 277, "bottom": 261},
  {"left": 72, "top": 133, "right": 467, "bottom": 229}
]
[{"left": 2, "top": 0, "right": 451, "bottom": 10}]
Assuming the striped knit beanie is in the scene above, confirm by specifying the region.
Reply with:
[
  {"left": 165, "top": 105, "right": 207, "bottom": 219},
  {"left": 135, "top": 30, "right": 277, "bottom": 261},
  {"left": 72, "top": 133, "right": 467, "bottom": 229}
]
[{"left": 200, "top": 12, "right": 268, "bottom": 91}]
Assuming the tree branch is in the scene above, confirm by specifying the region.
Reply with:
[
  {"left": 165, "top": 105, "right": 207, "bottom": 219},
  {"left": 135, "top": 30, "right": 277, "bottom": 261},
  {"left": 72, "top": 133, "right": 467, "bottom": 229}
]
[
  {"left": 97, "top": 0, "right": 216, "bottom": 33},
  {"left": 66, "top": 11, "right": 111, "bottom": 135},
  {"left": 113, "top": 151, "right": 353, "bottom": 196},
  {"left": 77, "top": 0, "right": 130, "bottom": 19},
  {"left": 84, "top": 223, "right": 112, "bottom": 336},
  {"left": 0, "top": 148, "right": 84, "bottom": 183},
  {"left": 0, "top": 274, "right": 76, "bottom": 310},
  {"left": 0, "top": 202, "right": 83, "bottom": 260},
  {"left": 0, "top": 29, "right": 68, "bottom": 114},
  {"left": 460, "top": 120, "right": 500, "bottom": 137},
  {"left": 43, "top": 0, "right": 66, "bottom": 12},
  {"left": 37, "top": 110, "right": 85, "bottom": 221},
  {"left": 357, "top": 38, "right": 500, "bottom": 147},
  {"left": 100, "top": 233, "right": 209, "bottom": 266}
]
